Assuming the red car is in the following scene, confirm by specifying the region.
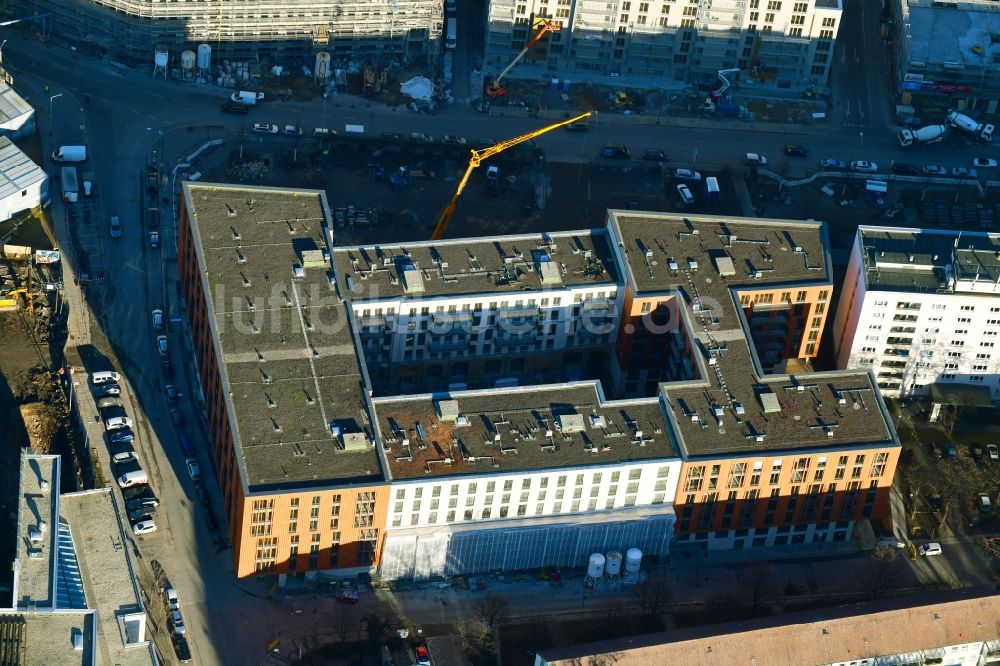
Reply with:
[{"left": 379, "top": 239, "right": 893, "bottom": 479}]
[{"left": 415, "top": 646, "right": 430, "bottom": 665}]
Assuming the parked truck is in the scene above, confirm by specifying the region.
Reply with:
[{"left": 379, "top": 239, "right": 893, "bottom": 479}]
[
  {"left": 60, "top": 166, "right": 79, "bottom": 203},
  {"left": 231, "top": 90, "right": 264, "bottom": 105},
  {"left": 947, "top": 111, "right": 994, "bottom": 142},
  {"left": 898, "top": 124, "right": 948, "bottom": 147},
  {"left": 52, "top": 145, "right": 87, "bottom": 162}
]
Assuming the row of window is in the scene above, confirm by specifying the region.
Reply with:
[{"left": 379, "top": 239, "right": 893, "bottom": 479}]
[{"left": 683, "top": 454, "right": 889, "bottom": 493}]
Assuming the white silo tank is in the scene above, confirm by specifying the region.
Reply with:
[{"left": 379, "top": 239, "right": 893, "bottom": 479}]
[
  {"left": 624, "top": 548, "right": 643, "bottom": 574},
  {"left": 153, "top": 48, "right": 169, "bottom": 69},
  {"left": 180, "top": 50, "right": 196, "bottom": 71},
  {"left": 586, "top": 552, "right": 606, "bottom": 579},
  {"left": 605, "top": 550, "right": 622, "bottom": 576},
  {"left": 314, "top": 52, "right": 331, "bottom": 80},
  {"left": 197, "top": 43, "right": 212, "bottom": 71}
]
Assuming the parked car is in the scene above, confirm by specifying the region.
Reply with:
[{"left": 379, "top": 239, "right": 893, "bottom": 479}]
[
  {"left": 122, "top": 484, "right": 152, "bottom": 500},
  {"left": 157, "top": 335, "right": 168, "bottom": 357},
  {"left": 97, "top": 397, "right": 123, "bottom": 410},
  {"left": 172, "top": 635, "right": 192, "bottom": 664},
  {"left": 108, "top": 428, "right": 134, "bottom": 445},
  {"left": 951, "top": 166, "right": 978, "bottom": 178},
  {"left": 251, "top": 123, "right": 279, "bottom": 134},
  {"left": 745, "top": 152, "right": 768, "bottom": 165},
  {"left": 820, "top": 159, "right": 848, "bottom": 171},
  {"left": 166, "top": 587, "right": 180, "bottom": 611},
  {"left": 642, "top": 149, "right": 669, "bottom": 162},
  {"left": 927, "top": 493, "right": 944, "bottom": 510},
  {"left": 972, "top": 444, "right": 985, "bottom": 462},
  {"left": 600, "top": 144, "right": 630, "bottom": 159},
  {"left": 944, "top": 442, "right": 958, "bottom": 459},
  {"left": 111, "top": 448, "right": 136, "bottom": 464},
  {"left": 676, "top": 183, "right": 695, "bottom": 204},
  {"left": 335, "top": 589, "right": 359, "bottom": 604},
  {"left": 185, "top": 458, "right": 201, "bottom": 481},
  {"left": 988, "top": 444, "right": 1000, "bottom": 462},
  {"left": 918, "top": 542, "right": 942, "bottom": 556},
  {"left": 105, "top": 416, "right": 133, "bottom": 431},
  {"left": 282, "top": 124, "right": 303, "bottom": 136},
  {"left": 442, "top": 134, "right": 467, "bottom": 144},
  {"left": 149, "top": 231, "right": 160, "bottom": 248},
  {"left": 565, "top": 120, "right": 590, "bottom": 131},
  {"left": 929, "top": 442, "right": 944, "bottom": 459},
  {"left": 973, "top": 157, "right": 997, "bottom": 168},
  {"left": 891, "top": 163, "right": 920, "bottom": 175},
  {"left": 380, "top": 132, "right": 403, "bottom": 141},
  {"left": 784, "top": 144, "right": 810, "bottom": 157},
  {"left": 126, "top": 495, "right": 160, "bottom": 512},
  {"left": 221, "top": 101, "right": 249, "bottom": 115},
  {"left": 109, "top": 216, "right": 122, "bottom": 239},
  {"left": 978, "top": 493, "right": 993, "bottom": 515},
  {"left": 151, "top": 309, "right": 164, "bottom": 330},
  {"left": 93, "top": 383, "right": 121, "bottom": 398},
  {"left": 128, "top": 506, "right": 156, "bottom": 523},
  {"left": 416, "top": 646, "right": 431, "bottom": 666},
  {"left": 876, "top": 536, "right": 906, "bottom": 549},
  {"left": 170, "top": 408, "right": 183, "bottom": 426},
  {"left": 851, "top": 160, "right": 879, "bottom": 172},
  {"left": 409, "top": 132, "right": 433, "bottom": 142},
  {"left": 924, "top": 165, "right": 948, "bottom": 176},
  {"left": 165, "top": 384, "right": 177, "bottom": 403},
  {"left": 132, "top": 519, "right": 157, "bottom": 535},
  {"left": 674, "top": 168, "right": 702, "bottom": 182},
  {"left": 171, "top": 610, "right": 186, "bottom": 635}
]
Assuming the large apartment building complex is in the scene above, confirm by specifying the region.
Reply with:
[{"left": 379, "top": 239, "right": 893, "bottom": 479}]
[
  {"left": 485, "top": 0, "right": 842, "bottom": 88},
  {"left": 6, "top": 0, "right": 441, "bottom": 64},
  {"left": 833, "top": 226, "right": 1000, "bottom": 401},
  {"left": 177, "top": 183, "right": 897, "bottom": 580}
]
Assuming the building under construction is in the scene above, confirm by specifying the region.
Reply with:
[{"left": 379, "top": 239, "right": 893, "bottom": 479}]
[{"left": 4, "top": 0, "right": 442, "bottom": 66}]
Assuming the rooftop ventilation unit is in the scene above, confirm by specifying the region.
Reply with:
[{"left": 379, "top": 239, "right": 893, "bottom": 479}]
[
  {"left": 400, "top": 265, "right": 425, "bottom": 294},
  {"left": 557, "top": 413, "right": 586, "bottom": 433},
  {"left": 341, "top": 432, "right": 371, "bottom": 452},
  {"left": 759, "top": 391, "right": 781, "bottom": 413},
  {"left": 435, "top": 399, "right": 460, "bottom": 422},
  {"left": 713, "top": 256, "right": 736, "bottom": 277}
]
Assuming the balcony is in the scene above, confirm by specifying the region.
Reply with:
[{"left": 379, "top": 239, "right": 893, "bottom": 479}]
[
  {"left": 431, "top": 311, "right": 473, "bottom": 324},
  {"left": 883, "top": 348, "right": 910, "bottom": 357},
  {"left": 885, "top": 337, "right": 913, "bottom": 346}
]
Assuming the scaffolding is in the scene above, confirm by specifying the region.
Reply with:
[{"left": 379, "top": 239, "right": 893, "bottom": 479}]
[{"left": 3, "top": 0, "right": 442, "bottom": 65}]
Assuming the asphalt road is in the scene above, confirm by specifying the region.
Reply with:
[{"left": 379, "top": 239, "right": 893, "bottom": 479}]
[{"left": 3, "top": 19, "right": 999, "bottom": 665}]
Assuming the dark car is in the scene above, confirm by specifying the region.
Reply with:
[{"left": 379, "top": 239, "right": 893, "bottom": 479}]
[
  {"left": 820, "top": 159, "right": 848, "bottom": 171},
  {"left": 927, "top": 493, "right": 944, "bottom": 510},
  {"left": 784, "top": 144, "right": 810, "bottom": 157},
  {"left": 122, "top": 484, "right": 152, "bottom": 500},
  {"left": 972, "top": 444, "right": 984, "bottom": 462},
  {"left": 93, "top": 383, "right": 121, "bottom": 398},
  {"left": 128, "top": 506, "right": 157, "bottom": 523},
  {"left": 600, "top": 144, "right": 630, "bottom": 159},
  {"left": 173, "top": 635, "right": 192, "bottom": 663},
  {"left": 642, "top": 149, "right": 669, "bottom": 162},
  {"left": 126, "top": 495, "right": 160, "bottom": 512},
  {"left": 565, "top": 120, "right": 590, "bottom": 132},
  {"left": 221, "top": 102, "right": 248, "bottom": 115},
  {"left": 891, "top": 162, "right": 920, "bottom": 175},
  {"left": 944, "top": 442, "right": 958, "bottom": 459},
  {"left": 929, "top": 442, "right": 943, "bottom": 459},
  {"left": 108, "top": 428, "right": 134, "bottom": 445}
]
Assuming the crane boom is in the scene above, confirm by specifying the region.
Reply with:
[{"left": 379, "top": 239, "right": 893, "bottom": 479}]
[
  {"left": 486, "top": 19, "right": 558, "bottom": 98},
  {"left": 430, "top": 111, "right": 593, "bottom": 241}
]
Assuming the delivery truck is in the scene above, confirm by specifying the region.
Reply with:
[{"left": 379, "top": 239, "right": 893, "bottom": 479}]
[
  {"left": 231, "top": 90, "right": 265, "bottom": 105},
  {"left": 52, "top": 145, "right": 87, "bottom": 162},
  {"left": 60, "top": 167, "right": 79, "bottom": 203}
]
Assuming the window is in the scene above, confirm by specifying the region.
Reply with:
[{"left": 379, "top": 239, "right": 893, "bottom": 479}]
[
  {"left": 871, "top": 452, "right": 888, "bottom": 478},
  {"left": 684, "top": 466, "right": 705, "bottom": 492},
  {"left": 769, "top": 461, "right": 782, "bottom": 486}
]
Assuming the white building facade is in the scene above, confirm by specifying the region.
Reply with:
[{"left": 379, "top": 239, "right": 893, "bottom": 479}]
[
  {"left": 484, "top": 0, "right": 842, "bottom": 88},
  {"left": 833, "top": 226, "right": 1000, "bottom": 400},
  {"left": 0, "top": 137, "right": 48, "bottom": 221}
]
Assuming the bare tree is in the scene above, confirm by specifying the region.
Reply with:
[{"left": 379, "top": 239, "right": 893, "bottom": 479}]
[
  {"left": 745, "top": 562, "right": 773, "bottom": 611},
  {"left": 978, "top": 536, "right": 1000, "bottom": 561},
  {"left": 631, "top": 575, "right": 671, "bottom": 618},
  {"left": 474, "top": 592, "right": 510, "bottom": 630},
  {"left": 330, "top": 602, "right": 360, "bottom": 644},
  {"left": 361, "top": 600, "right": 397, "bottom": 651},
  {"left": 858, "top": 545, "right": 901, "bottom": 600},
  {"left": 457, "top": 616, "right": 496, "bottom": 660}
]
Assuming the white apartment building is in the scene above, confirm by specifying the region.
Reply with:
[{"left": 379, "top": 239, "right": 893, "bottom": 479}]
[
  {"left": 332, "top": 231, "right": 624, "bottom": 394},
  {"left": 371, "top": 382, "right": 680, "bottom": 580},
  {"left": 833, "top": 226, "right": 1000, "bottom": 400},
  {"left": 484, "top": 0, "right": 842, "bottom": 88}
]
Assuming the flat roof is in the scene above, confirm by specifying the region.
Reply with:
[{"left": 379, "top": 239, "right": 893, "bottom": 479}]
[
  {"left": 0, "top": 611, "right": 96, "bottom": 666},
  {"left": 538, "top": 589, "right": 1000, "bottom": 666},
  {"left": 59, "top": 490, "right": 155, "bottom": 666},
  {"left": 858, "top": 226, "right": 1000, "bottom": 296},
  {"left": 0, "top": 137, "right": 45, "bottom": 200},
  {"left": 183, "top": 183, "right": 382, "bottom": 490},
  {"left": 372, "top": 382, "right": 675, "bottom": 480},
  {"left": 332, "top": 230, "right": 619, "bottom": 301},
  {"left": 904, "top": 4, "right": 1000, "bottom": 69},
  {"left": 607, "top": 212, "right": 893, "bottom": 456},
  {"left": 0, "top": 80, "right": 33, "bottom": 127},
  {"left": 14, "top": 453, "right": 59, "bottom": 610}
]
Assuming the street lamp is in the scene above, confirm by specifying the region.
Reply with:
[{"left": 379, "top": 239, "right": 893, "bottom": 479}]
[{"left": 49, "top": 92, "right": 63, "bottom": 137}]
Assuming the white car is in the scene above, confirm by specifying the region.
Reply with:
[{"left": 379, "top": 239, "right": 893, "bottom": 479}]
[
  {"left": 973, "top": 157, "right": 998, "bottom": 168},
  {"left": 676, "top": 183, "right": 694, "bottom": 204},
  {"left": 282, "top": 124, "right": 303, "bottom": 136},
  {"left": 851, "top": 160, "right": 878, "bottom": 173},
  {"left": 674, "top": 168, "right": 702, "bottom": 182},
  {"left": 918, "top": 542, "right": 942, "bottom": 556},
  {"left": 443, "top": 135, "right": 467, "bottom": 145},
  {"left": 951, "top": 166, "right": 978, "bottom": 178},
  {"left": 104, "top": 416, "right": 133, "bottom": 431},
  {"left": 132, "top": 519, "right": 157, "bottom": 536},
  {"left": 166, "top": 587, "right": 179, "bottom": 611},
  {"left": 185, "top": 458, "right": 201, "bottom": 481},
  {"left": 745, "top": 152, "right": 768, "bottom": 166},
  {"left": 924, "top": 165, "right": 948, "bottom": 176},
  {"left": 151, "top": 309, "right": 164, "bottom": 330},
  {"left": 157, "top": 335, "right": 168, "bottom": 357},
  {"left": 252, "top": 123, "right": 279, "bottom": 134}
]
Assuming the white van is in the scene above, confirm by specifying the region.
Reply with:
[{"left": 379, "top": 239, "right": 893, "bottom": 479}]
[
  {"left": 446, "top": 18, "right": 457, "bottom": 50},
  {"left": 118, "top": 470, "right": 148, "bottom": 488},
  {"left": 52, "top": 145, "right": 87, "bottom": 162},
  {"left": 105, "top": 416, "right": 133, "bottom": 431},
  {"left": 91, "top": 371, "right": 121, "bottom": 385},
  {"left": 705, "top": 176, "right": 720, "bottom": 203}
]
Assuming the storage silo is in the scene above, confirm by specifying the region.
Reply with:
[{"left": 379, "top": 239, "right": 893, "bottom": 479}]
[
  {"left": 314, "top": 52, "right": 331, "bottom": 81},
  {"left": 197, "top": 44, "right": 212, "bottom": 72}
]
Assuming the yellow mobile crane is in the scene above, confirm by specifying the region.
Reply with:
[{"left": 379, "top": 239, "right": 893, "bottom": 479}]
[{"left": 430, "top": 110, "right": 592, "bottom": 240}]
